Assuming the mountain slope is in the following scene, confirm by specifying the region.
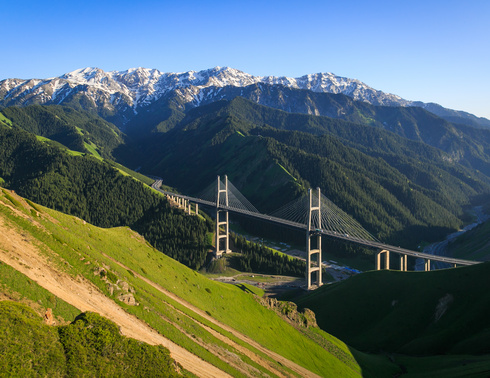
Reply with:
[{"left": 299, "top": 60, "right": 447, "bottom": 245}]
[
  {"left": 0, "top": 187, "right": 367, "bottom": 377},
  {"left": 295, "top": 263, "right": 490, "bottom": 357},
  {"left": 123, "top": 98, "right": 490, "bottom": 247},
  {"left": 0, "top": 124, "right": 212, "bottom": 269},
  {"left": 447, "top": 218, "right": 490, "bottom": 261},
  {"left": 1, "top": 105, "right": 124, "bottom": 158},
  {"left": 2, "top": 66, "right": 488, "bottom": 130},
  {"left": 0, "top": 302, "right": 180, "bottom": 377}
]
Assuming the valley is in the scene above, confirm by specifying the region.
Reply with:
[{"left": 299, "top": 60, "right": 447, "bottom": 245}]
[
  {"left": 1, "top": 66, "right": 490, "bottom": 376},
  {"left": 416, "top": 206, "right": 490, "bottom": 270}
]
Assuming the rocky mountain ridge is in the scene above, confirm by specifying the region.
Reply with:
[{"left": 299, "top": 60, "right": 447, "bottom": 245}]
[{"left": 2, "top": 66, "right": 489, "bottom": 129}]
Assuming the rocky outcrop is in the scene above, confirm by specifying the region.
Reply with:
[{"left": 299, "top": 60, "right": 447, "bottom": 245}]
[
  {"left": 259, "top": 297, "right": 317, "bottom": 329},
  {"left": 44, "top": 308, "right": 55, "bottom": 325},
  {"left": 93, "top": 266, "right": 138, "bottom": 306}
]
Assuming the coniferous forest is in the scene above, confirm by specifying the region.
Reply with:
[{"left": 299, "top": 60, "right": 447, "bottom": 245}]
[
  {"left": 0, "top": 123, "right": 306, "bottom": 275},
  {"left": 0, "top": 125, "right": 212, "bottom": 270},
  {"left": 2, "top": 97, "right": 490, "bottom": 273},
  {"left": 232, "top": 234, "right": 306, "bottom": 276}
]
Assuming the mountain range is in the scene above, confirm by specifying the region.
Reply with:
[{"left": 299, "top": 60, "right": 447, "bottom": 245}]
[
  {"left": 2, "top": 66, "right": 490, "bottom": 251},
  {"left": 2, "top": 66, "right": 490, "bottom": 130},
  {"left": 2, "top": 67, "right": 490, "bottom": 376}
]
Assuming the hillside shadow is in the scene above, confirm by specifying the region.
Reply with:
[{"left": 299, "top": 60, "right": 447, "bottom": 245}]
[{"left": 235, "top": 283, "right": 255, "bottom": 294}]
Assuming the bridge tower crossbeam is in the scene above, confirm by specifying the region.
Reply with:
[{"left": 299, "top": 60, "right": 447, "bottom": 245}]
[
  {"left": 215, "top": 175, "right": 230, "bottom": 258},
  {"left": 307, "top": 188, "right": 322, "bottom": 290}
]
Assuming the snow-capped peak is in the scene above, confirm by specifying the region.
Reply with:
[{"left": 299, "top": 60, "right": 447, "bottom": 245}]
[{"left": 5, "top": 66, "right": 485, "bottom": 128}]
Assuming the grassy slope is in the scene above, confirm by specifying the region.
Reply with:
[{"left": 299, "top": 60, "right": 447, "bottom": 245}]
[
  {"left": 1, "top": 105, "right": 124, "bottom": 159},
  {"left": 0, "top": 112, "right": 13, "bottom": 127},
  {"left": 0, "top": 301, "right": 67, "bottom": 376},
  {"left": 0, "top": 301, "right": 180, "bottom": 377},
  {"left": 33, "top": 132, "right": 154, "bottom": 185},
  {"left": 296, "top": 266, "right": 490, "bottom": 354},
  {"left": 0, "top": 261, "right": 80, "bottom": 323},
  {"left": 0, "top": 188, "right": 364, "bottom": 377},
  {"left": 447, "top": 220, "right": 490, "bottom": 261},
  {"left": 295, "top": 265, "right": 490, "bottom": 376}
]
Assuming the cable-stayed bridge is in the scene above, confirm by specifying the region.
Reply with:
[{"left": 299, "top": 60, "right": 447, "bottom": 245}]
[{"left": 152, "top": 176, "right": 480, "bottom": 290}]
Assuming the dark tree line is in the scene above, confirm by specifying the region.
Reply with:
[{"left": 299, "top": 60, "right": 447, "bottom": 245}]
[
  {"left": 1, "top": 105, "right": 123, "bottom": 159},
  {"left": 0, "top": 126, "right": 212, "bottom": 270},
  {"left": 232, "top": 234, "right": 305, "bottom": 277}
]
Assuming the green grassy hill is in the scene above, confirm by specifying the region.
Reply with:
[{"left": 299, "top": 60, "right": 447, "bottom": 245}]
[
  {"left": 295, "top": 265, "right": 490, "bottom": 355},
  {"left": 447, "top": 220, "right": 490, "bottom": 261},
  {"left": 1, "top": 105, "right": 124, "bottom": 159},
  {"left": 0, "top": 187, "right": 369, "bottom": 377},
  {"left": 294, "top": 264, "right": 490, "bottom": 376},
  {"left": 0, "top": 302, "right": 179, "bottom": 377}
]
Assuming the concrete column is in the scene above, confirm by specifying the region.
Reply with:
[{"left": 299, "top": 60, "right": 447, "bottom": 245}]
[
  {"left": 215, "top": 175, "right": 230, "bottom": 257},
  {"left": 195, "top": 203, "right": 199, "bottom": 215},
  {"left": 425, "top": 259, "right": 431, "bottom": 271},
  {"left": 400, "top": 254, "right": 407, "bottom": 271},
  {"left": 306, "top": 235, "right": 311, "bottom": 289},
  {"left": 306, "top": 188, "right": 322, "bottom": 290},
  {"left": 377, "top": 250, "right": 390, "bottom": 270},
  {"left": 224, "top": 211, "right": 229, "bottom": 252}
]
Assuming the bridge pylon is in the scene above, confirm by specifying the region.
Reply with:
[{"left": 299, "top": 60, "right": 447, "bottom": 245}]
[
  {"left": 215, "top": 175, "right": 230, "bottom": 258},
  {"left": 307, "top": 188, "right": 322, "bottom": 290}
]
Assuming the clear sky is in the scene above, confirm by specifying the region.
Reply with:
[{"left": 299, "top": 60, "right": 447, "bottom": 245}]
[{"left": 3, "top": 0, "right": 489, "bottom": 119}]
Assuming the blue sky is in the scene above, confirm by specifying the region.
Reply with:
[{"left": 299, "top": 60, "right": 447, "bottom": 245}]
[{"left": 3, "top": 0, "right": 490, "bottom": 118}]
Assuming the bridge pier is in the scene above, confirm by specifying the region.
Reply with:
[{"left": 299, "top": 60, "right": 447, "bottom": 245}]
[
  {"left": 307, "top": 188, "right": 322, "bottom": 290},
  {"left": 400, "top": 254, "right": 408, "bottom": 271},
  {"left": 215, "top": 175, "right": 230, "bottom": 258},
  {"left": 425, "top": 259, "right": 431, "bottom": 271},
  {"left": 376, "top": 250, "right": 390, "bottom": 270}
]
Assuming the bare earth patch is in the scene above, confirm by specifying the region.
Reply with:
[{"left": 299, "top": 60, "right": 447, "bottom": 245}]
[{"left": 0, "top": 216, "right": 230, "bottom": 378}]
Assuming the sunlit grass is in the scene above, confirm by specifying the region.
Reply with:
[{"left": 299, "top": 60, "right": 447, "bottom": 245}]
[{"left": 0, "top": 190, "right": 363, "bottom": 377}]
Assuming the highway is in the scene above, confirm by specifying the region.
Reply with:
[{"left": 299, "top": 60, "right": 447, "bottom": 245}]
[{"left": 152, "top": 180, "right": 480, "bottom": 267}]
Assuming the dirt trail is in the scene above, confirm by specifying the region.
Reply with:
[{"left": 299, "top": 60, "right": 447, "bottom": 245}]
[
  {"left": 103, "top": 253, "right": 321, "bottom": 378},
  {"left": 0, "top": 217, "right": 230, "bottom": 378},
  {"left": 0, "top": 192, "right": 321, "bottom": 377}
]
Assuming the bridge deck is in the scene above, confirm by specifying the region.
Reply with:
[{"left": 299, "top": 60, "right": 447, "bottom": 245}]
[{"left": 153, "top": 181, "right": 479, "bottom": 267}]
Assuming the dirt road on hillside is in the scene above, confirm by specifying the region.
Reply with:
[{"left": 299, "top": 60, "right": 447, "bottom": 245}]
[
  {"left": 101, "top": 252, "right": 321, "bottom": 378},
  {"left": 0, "top": 192, "right": 322, "bottom": 377},
  {"left": 0, "top": 216, "right": 230, "bottom": 378}
]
